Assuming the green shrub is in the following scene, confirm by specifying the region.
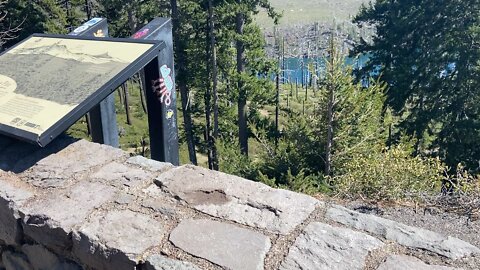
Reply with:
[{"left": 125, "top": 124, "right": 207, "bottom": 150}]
[{"left": 332, "top": 143, "right": 444, "bottom": 201}]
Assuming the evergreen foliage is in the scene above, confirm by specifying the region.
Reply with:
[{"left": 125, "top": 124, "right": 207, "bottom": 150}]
[
  {"left": 1, "top": 0, "right": 479, "bottom": 202},
  {"left": 353, "top": 0, "right": 480, "bottom": 170}
]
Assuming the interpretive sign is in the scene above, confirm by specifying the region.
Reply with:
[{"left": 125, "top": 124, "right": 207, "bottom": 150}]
[{"left": 0, "top": 34, "right": 163, "bottom": 146}]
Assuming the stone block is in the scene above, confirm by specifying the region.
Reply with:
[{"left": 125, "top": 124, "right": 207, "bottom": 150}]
[
  {"left": 280, "top": 222, "right": 384, "bottom": 270},
  {"left": 126, "top": 156, "right": 173, "bottom": 173},
  {"left": 25, "top": 140, "right": 125, "bottom": 188},
  {"left": 377, "top": 255, "right": 462, "bottom": 270},
  {"left": 90, "top": 162, "right": 154, "bottom": 189},
  {"left": 22, "top": 245, "right": 81, "bottom": 270},
  {"left": 169, "top": 219, "right": 271, "bottom": 270},
  {"left": 22, "top": 181, "right": 116, "bottom": 253},
  {"left": 143, "top": 255, "right": 199, "bottom": 270},
  {"left": 73, "top": 209, "right": 164, "bottom": 270},
  {"left": 156, "top": 165, "right": 320, "bottom": 234},
  {"left": 326, "top": 205, "right": 480, "bottom": 259},
  {"left": 0, "top": 173, "right": 34, "bottom": 245},
  {"left": 2, "top": 251, "right": 32, "bottom": 270}
]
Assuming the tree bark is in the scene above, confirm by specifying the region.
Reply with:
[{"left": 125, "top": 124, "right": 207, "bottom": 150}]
[
  {"left": 236, "top": 0, "right": 248, "bottom": 156},
  {"left": 204, "top": 3, "right": 213, "bottom": 170},
  {"left": 171, "top": 0, "right": 198, "bottom": 165},
  {"left": 275, "top": 31, "right": 280, "bottom": 150},
  {"left": 325, "top": 38, "right": 335, "bottom": 176},
  {"left": 208, "top": 0, "right": 219, "bottom": 170},
  {"left": 122, "top": 83, "right": 132, "bottom": 125},
  {"left": 84, "top": 0, "right": 91, "bottom": 19}
]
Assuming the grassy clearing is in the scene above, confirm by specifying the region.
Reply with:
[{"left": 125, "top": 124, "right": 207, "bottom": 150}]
[
  {"left": 256, "top": 0, "right": 368, "bottom": 27},
  {"left": 65, "top": 80, "right": 320, "bottom": 167}
]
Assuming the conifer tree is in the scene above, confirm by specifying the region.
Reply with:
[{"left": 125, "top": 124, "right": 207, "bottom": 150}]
[{"left": 353, "top": 0, "right": 480, "bottom": 169}]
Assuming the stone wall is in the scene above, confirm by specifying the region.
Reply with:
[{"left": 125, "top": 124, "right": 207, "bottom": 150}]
[{"left": 0, "top": 136, "right": 479, "bottom": 270}]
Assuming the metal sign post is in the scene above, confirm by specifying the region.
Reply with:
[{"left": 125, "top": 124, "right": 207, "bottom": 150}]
[
  {"left": 69, "top": 18, "right": 119, "bottom": 148},
  {"left": 132, "top": 18, "right": 179, "bottom": 165}
]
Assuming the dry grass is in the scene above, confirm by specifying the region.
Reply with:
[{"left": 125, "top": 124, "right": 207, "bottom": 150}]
[{"left": 256, "top": 0, "right": 369, "bottom": 27}]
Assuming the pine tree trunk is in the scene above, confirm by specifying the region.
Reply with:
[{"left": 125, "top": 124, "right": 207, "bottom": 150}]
[
  {"left": 325, "top": 38, "right": 335, "bottom": 176},
  {"left": 204, "top": 7, "right": 213, "bottom": 170},
  {"left": 127, "top": 5, "right": 137, "bottom": 34},
  {"left": 122, "top": 83, "right": 132, "bottom": 125},
  {"left": 275, "top": 32, "right": 280, "bottom": 149},
  {"left": 171, "top": 0, "right": 197, "bottom": 165},
  {"left": 139, "top": 72, "right": 148, "bottom": 113},
  {"left": 84, "top": 0, "right": 91, "bottom": 19},
  {"left": 295, "top": 79, "right": 299, "bottom": 100},
  {"left": 275, "top": 72, "right": 280, "bottom": 149},
  {"left": 236, "top": 1, "right": 248, "bottom": 156},
  {"left": 209, "top": 0, "right": 219, "bottom": 170}
]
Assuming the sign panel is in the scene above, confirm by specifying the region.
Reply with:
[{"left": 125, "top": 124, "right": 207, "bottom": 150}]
[{"left": 0, "top": 34, "right": 161, "bottom": 146}]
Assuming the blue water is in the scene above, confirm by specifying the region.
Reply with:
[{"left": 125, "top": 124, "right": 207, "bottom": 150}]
[{"left": 280, "top": 55, "right": 370, "bottom": 84}]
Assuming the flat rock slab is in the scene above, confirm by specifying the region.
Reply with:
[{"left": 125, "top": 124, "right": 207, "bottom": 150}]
[
  {"left": 73, "top": 209, "right": 164, "bottom": 270},
  {"left": 2, "top": 251, "right": 31, "bottom": 270},
  {"left": 169, "top": 219, "right": 271, "bottom": 270},
  {"left": 326, "top": 205, "right": 480, "bottom": 259},
  {"left": 157, "top": 165, "right": 320, "bottom": 234},
  {"left": 144, "top": 254, "right": 200, "bottom": 270},
  {"left": 280, "top": 222, "right": 384, "bottom": 270},
  {"left": 91, "top": 162, "right": 154, "bottom": 189},
  {"left": 0, "top": 172, "right": 34, "bottom": 245},
  {"left": 126, "top": 156, "right": 174, "bottom": 173},
  {"left": 377, "top": 255, "right": 462, "bottom": 270},
  {"left": 25, "top": 140, "right": 125, "bottom": 188},
  {"left": 22, "top": 181, "right": 117, "bottom": 253},
  {"left": 22, "top": 244, "right": 81, "bottom": 270},
  {"left": 2, "top": 137, "right": 75, "bottom": 174}
]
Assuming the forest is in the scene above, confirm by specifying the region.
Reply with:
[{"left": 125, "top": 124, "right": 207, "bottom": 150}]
[{"left": 1, "top": 0, "right": 479, "bottom": 206}]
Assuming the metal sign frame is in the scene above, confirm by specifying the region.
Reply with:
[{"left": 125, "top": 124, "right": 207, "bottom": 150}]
[
  {"left": 132, "top": 18, "right": 180, "bottom": 165},
  {"left": 0, "top": 33, "right": 165, "bottom": 147}
]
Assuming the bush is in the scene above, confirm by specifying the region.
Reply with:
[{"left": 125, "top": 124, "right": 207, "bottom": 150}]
[{"left": 332, "top": 143, "right": 444, "bottom": 201}]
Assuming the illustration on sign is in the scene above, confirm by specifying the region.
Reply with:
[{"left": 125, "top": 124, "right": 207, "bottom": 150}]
[
  {"left": 84, "top": 18, "right": 102, "bottom": 27},
  {"left": 72, "top": 25, "right": 89, "bottom": 34},
  {"left": 133, "top": 29, "right": 149, "bottom": 39},
  {"left": 166, "top": 109, "right": 174, "bottom": 120},
  {"left": 151, "top": 65, "right": 173, "bottom": 106},
  {"left": 94, "top": 29, "right": 105, "bottom": 37}
]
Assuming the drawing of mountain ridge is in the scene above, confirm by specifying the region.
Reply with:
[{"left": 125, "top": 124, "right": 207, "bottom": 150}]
[
  {"left": 10, "top": 41, "right": 127, "bottom": 65},
  {"left": 0, "top": 52, "right": 128, "bottom": 105}
]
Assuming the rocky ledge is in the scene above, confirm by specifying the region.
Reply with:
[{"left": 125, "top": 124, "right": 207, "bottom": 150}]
[{"left": 0, "top": 136, "right": 479, "bottom": 270}]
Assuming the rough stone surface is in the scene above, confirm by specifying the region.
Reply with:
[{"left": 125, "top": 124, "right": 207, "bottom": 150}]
[
  {"left": 169, "top": 219, "right": 271, "bottom": 270},
  {"left": 91, "top": 162, "right": 154, "bottom": 188},
  {"left": 0, "top": 173, "right": 34, "bottom": 246},
  {"left": 25, "top": 140, "right": 125, "bottom": 188},
  {"left": 377, "top": 255, "right": 462, "bottom": 270},
  {"left": 0, "top": 246, "right": 5, "bottom": 269},
  {"left": 157, "top": 165, "right": 320, "bottom": 234},
  {"left": 22, "top": 181, "right": 117, "bottom": 252},
  {"left": 8, "top": 137, "right": 75, "bottom": 174},
  {"left": 73, "top": 209, "right": 164, "bottom": 270},
  {"left": 22, "top": 244, "right": 80, "bottom": 270},
  {"left": 1, "top": 139, "right": 480, "bottom": 270},
  {"left": 280, "top": 222, "right": 384, "bottom": 270},
  {"left": 143, "top": 255, "right": 200, "bottom": 270},
  {"left": 2, "top": 251, "right": 32, "bottom": 270},
  {"left": 126, "top": 156, "right": 173, "bottom": 172},
  {"left": 326, "top": 205, "right": 480, "bottom": 259}
]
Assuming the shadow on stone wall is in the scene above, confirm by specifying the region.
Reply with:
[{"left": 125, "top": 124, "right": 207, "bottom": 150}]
[{"left": 0, "top": 134, "right": 79, "bottom": 173}]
